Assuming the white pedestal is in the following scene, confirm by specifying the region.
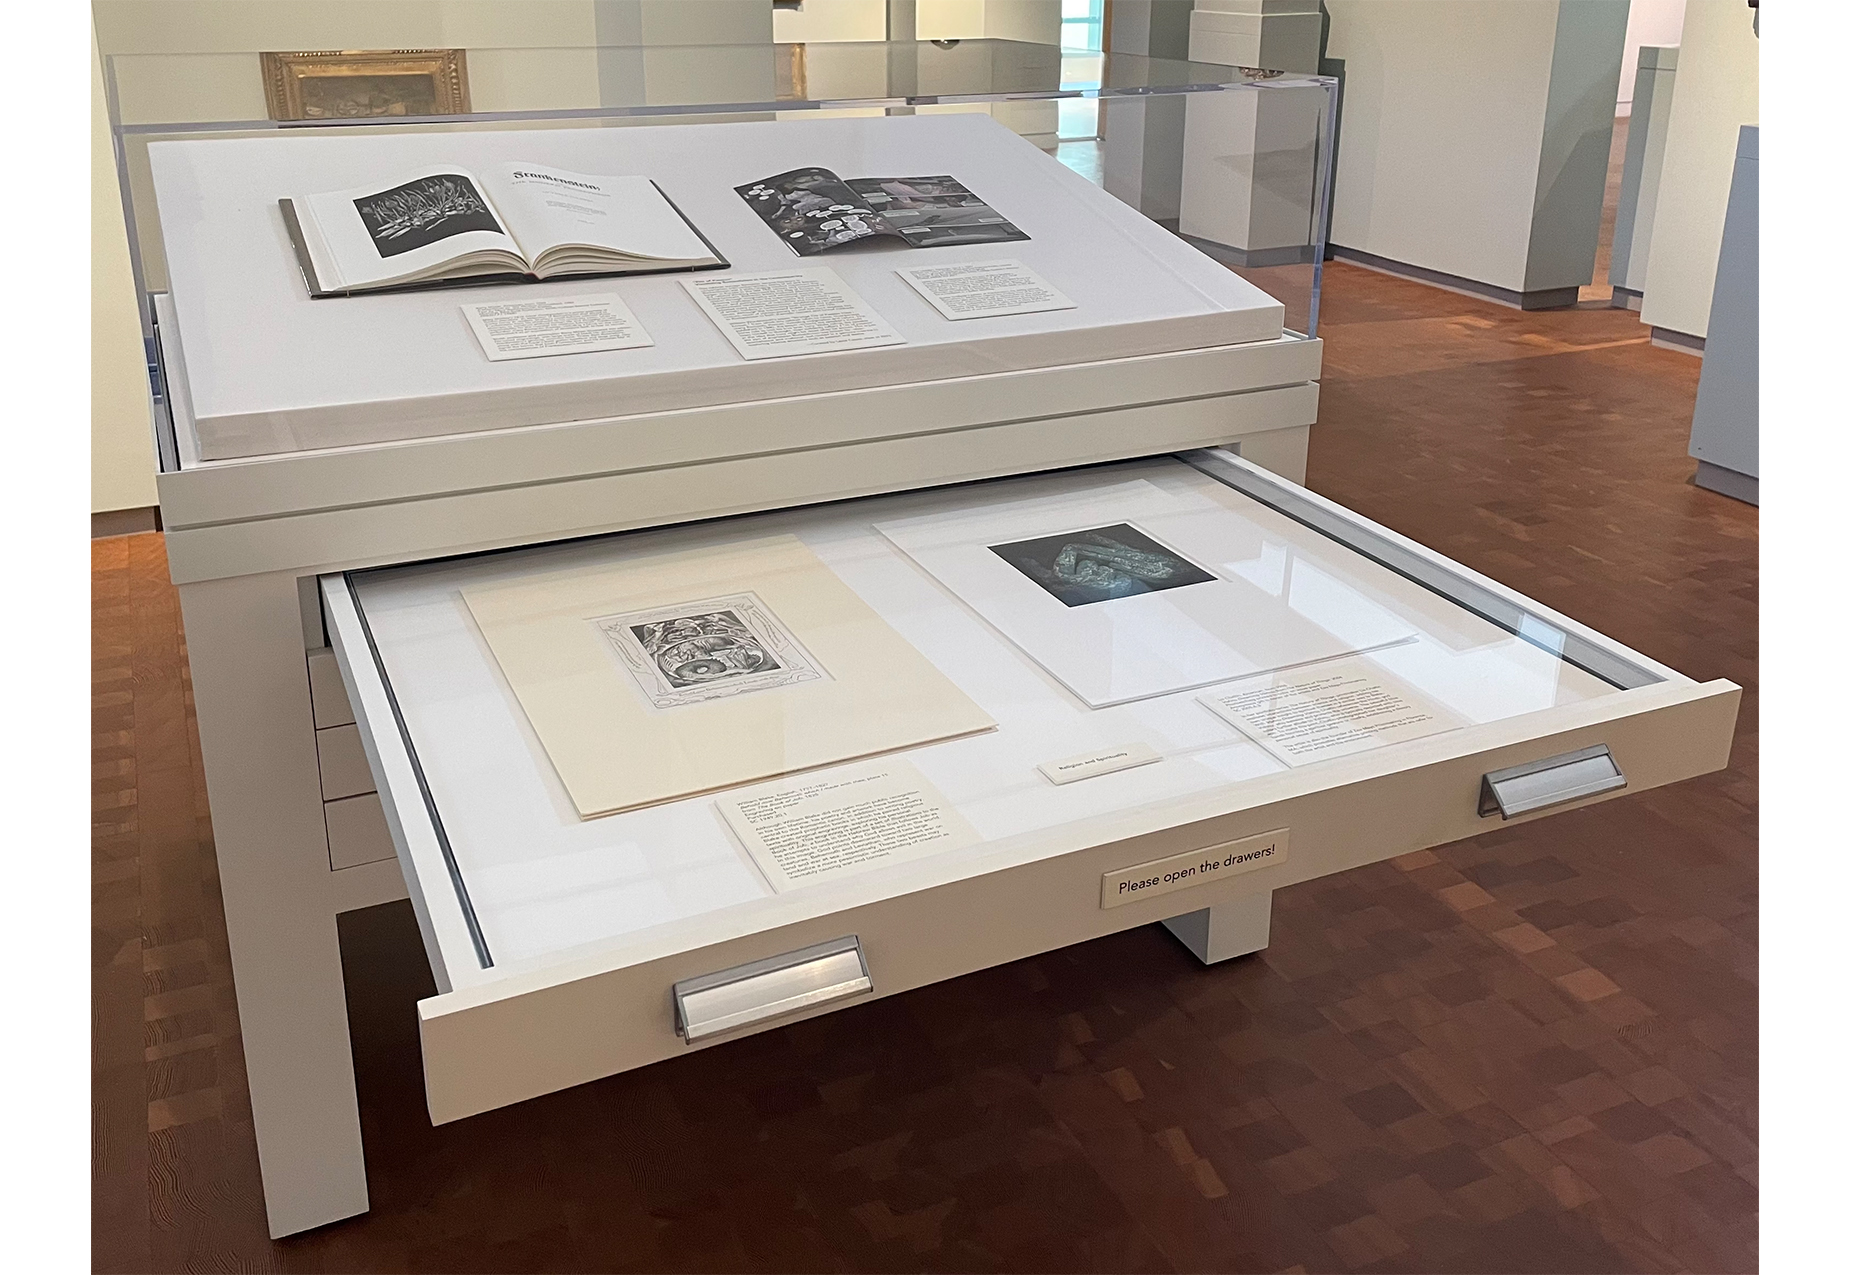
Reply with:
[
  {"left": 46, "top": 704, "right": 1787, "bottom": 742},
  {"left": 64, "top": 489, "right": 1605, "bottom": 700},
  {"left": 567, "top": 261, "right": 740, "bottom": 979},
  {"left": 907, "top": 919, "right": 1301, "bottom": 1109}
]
[
  {"left": 1610, "top": 46, "right": 1678, "bottom": 306},
  {"left": 1324, "top": 1, "right": 1629, "bottom": 306},
  {"left": 1188, "top": 2, "right": 1323, "bottom": 75},
  {"left": 1688, "top": 126, "right": 1757, "bottom": 505},
  {"left": 1178, "top": 83, "right": 1323, "bottom": 264},
  {"left": 1177, "top": 2, "right": 1323, "bottom": 266}
]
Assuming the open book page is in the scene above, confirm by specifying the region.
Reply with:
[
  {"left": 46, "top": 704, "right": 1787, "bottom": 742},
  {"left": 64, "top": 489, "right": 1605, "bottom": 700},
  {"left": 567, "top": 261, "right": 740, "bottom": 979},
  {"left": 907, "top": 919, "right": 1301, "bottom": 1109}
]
[
  {"left": 299, "top": 166, "right": 526, "bottom": 291},
  {"left": 492, "top": 164, "right": 715, "bottom": 274},
  {"left": 735, "top": 167, "right": 907, "bottom": 255}
]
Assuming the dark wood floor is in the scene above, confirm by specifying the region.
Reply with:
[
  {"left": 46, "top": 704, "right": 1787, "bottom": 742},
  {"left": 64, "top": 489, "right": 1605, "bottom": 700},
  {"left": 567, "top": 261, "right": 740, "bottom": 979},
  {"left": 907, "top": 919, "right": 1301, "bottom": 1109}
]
[{"left": 92, "top": 259, "right": 1757, "bottom": 1273}]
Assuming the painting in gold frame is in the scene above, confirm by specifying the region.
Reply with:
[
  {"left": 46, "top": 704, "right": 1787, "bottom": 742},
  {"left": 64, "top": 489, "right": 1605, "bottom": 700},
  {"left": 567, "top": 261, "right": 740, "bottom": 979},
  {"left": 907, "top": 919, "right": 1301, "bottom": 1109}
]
[{"left": 261, "top": 49, "right": 471, "bottom": 122}]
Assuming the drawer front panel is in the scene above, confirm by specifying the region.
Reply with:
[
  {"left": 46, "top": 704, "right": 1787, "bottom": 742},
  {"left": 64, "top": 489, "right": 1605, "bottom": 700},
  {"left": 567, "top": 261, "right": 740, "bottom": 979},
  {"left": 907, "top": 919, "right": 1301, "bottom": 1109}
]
[
  {"left": 315, "top": 724, "right": 376, "bottom": 802},
  {"left": 307, "top": 648, "right": 355, "bottom": 729},
  {"left": 325, "top": 792, "right": 396, "bottom": 872},
  {"left": 415, "top": 681, "right": 1733, "bottom": 1124}
]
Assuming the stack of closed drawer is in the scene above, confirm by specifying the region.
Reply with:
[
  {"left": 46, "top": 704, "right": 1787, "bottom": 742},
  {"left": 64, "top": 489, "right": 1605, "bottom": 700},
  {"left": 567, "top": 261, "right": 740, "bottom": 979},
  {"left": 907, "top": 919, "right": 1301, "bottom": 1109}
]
[{"left": 306, "top": 649, "right": 396, "bottom": 872}]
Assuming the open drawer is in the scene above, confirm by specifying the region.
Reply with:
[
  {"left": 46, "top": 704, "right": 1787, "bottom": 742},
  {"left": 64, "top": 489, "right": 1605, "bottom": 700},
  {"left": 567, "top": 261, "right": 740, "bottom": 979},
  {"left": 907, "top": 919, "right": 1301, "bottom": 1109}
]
[{"left": 321, "top": 450, "right": 1737, "bottom": 1125}]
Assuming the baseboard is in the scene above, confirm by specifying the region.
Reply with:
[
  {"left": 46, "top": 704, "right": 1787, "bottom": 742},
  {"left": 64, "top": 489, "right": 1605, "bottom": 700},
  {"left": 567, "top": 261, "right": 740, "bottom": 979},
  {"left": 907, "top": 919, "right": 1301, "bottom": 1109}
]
[
  {"left": 92, "top": 506, "right": 162, "bottom": 538},
  {"left": 1691, "top": 461, "right": 1757, "bottom": 506},
  {"left": 1651, "top": 327, "right": 1707, "bottom": 356},
  {"left": 1328, "top": 246, "right": 1579, "bottom": 311}
]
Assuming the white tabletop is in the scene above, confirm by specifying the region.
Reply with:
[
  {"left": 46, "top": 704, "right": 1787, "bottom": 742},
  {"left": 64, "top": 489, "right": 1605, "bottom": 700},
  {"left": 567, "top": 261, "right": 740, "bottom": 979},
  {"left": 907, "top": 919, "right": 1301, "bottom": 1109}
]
[
  {"left": 350, "top": 458, "right": 1617, "bottom": 975},
  {"left": 151, "top": 113, "right": 1285, "bottom": 461}
]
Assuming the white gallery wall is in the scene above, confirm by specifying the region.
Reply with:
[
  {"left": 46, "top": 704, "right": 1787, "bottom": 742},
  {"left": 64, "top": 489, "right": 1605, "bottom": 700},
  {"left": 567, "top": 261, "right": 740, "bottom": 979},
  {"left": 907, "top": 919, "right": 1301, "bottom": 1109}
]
[
  {"left": 1323, "top": 0, "right": 1629, "bottom": 302},
  {"left": 911, "top": 1, "right": 1058, "bottom": 43},
  {"left": 772, "top": 0, "right": 890, "bottom": 43},
  {"left": 93, "top": 29, "right": 157, "bottom": 514},
  {"left": 1638, "top": 0, "right": 1758, "bottom": 342},
  {"left": 1617, "top": 0, "right": 1687, "bottom": 113}
]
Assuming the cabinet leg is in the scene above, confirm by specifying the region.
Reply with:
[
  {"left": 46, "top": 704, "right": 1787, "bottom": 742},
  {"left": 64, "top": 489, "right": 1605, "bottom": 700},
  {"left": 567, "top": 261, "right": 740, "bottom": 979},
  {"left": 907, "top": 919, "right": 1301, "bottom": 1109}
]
[
  {"left": 178, "top": 572, "right": 369, "bottom": 1238},
  {"left": 1163, "top": 891, "right": 1273, "bottom": 965}
]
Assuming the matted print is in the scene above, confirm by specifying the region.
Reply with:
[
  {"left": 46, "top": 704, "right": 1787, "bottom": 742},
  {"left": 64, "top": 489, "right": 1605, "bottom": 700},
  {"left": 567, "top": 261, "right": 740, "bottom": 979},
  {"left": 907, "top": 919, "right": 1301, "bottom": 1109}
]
[{"left": 594, "top": 592, "right": 828, "bottom": 709}]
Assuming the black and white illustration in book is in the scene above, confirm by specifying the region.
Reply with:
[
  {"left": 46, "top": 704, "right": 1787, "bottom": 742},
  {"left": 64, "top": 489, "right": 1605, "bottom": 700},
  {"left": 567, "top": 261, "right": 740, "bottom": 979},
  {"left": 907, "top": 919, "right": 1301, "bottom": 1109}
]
[
  {"left": 595, "top": 592, "right": 829, "bottom": 709},
  {"left": 352, "top": 172, "right": 502, "bottom": 257},
  {"left": 987, "top": 523, "right": 1218, "bottom": 607},
  {"left": 849, "top": 175, "right": 1029, "bottom": 247},
  {"left": 736, "top": 168, "right": 887, "bottom": 254},
  {"left": 736, "top": 166, "right": 1027, "bottom": 256}
]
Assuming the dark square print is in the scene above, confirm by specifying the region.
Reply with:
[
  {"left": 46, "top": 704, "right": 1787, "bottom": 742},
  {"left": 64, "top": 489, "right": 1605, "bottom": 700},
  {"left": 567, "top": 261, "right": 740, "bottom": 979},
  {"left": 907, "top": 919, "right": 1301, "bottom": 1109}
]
[
  {"left": 353, "top": 173, "right": 502, "bottom": 258},
  {"left": 988, "top": 523, "right": 1216, "bottom": 607}
]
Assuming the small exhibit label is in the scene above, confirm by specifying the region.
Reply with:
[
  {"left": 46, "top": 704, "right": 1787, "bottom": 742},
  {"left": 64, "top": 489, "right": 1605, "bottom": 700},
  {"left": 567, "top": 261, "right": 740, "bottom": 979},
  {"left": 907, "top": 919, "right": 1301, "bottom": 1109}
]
[
  {"left": 461, "top": 293, "right": 654, "bottom": 361},
  {"left": 1197, "top": 651, "right": 1459, "bottom": 767},
  {"left": 1100, "top": 828, "right": 1289, "bottom": 909},
  {"left": 1037, "top": 742, "right": 1161, "bottom": 785},
  {"left": 682, "top": 266, "right": 904, "bottom": 360},
  {"left": 894, "top": 258, "right": 1076, "bottom": 321},
  {"left": 717, "top": 761, "right": 977, "bottom": 894}
]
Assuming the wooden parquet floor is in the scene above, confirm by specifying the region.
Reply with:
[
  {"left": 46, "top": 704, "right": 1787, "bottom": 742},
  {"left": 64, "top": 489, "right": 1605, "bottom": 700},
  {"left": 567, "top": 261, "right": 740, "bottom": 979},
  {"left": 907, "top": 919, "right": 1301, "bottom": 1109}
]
[{"left": 91, "top": 262, "right": 1757, "bottom": 1274}]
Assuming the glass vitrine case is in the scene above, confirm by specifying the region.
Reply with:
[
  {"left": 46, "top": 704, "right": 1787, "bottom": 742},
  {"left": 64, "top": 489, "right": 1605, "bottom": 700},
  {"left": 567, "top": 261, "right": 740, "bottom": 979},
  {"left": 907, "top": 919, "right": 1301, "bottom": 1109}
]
[
  {"left": 107, "top": 36, "right": 1340, "bottom": 475},
  {"left": 102, "top": 26, "right": 1734, "bottom": 1243}
]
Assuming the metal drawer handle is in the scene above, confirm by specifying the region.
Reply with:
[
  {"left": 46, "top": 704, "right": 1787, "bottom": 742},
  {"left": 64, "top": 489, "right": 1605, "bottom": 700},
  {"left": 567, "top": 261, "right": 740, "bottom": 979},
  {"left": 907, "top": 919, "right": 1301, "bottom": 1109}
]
[
  {"left": 1479, "top": 745, "right": 1626, "bottom": 820},
  {"left": 672, "top": 936, "right": 871, "bottom": 1044}
]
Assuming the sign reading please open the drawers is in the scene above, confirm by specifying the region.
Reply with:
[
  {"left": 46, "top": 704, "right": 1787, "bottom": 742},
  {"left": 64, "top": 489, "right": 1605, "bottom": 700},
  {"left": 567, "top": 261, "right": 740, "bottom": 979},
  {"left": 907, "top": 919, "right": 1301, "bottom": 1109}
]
[{"left": 1100, "top": 829, "right": 1290, "bottom": 909}]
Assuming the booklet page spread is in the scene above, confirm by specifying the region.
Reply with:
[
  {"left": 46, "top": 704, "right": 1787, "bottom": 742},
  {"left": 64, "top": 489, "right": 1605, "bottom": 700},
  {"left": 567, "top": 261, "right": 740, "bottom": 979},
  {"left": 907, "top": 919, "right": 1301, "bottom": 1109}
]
[{"left": 737, "top": 167, "right": 1028, "bottom": 255}]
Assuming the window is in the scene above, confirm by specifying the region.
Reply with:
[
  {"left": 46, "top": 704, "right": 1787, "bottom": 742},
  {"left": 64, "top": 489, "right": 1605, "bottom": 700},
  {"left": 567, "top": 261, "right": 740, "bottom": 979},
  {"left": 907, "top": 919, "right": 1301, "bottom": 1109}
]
[{"left": 1061, "top": 0, "right": 1105, "bottom": 53}]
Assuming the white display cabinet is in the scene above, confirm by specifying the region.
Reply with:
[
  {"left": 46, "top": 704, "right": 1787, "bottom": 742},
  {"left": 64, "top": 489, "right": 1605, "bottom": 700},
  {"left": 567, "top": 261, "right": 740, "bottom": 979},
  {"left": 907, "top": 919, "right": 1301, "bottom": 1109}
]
[{"left": 107, "top": 37, "right": 1735, "bottom": 1243}]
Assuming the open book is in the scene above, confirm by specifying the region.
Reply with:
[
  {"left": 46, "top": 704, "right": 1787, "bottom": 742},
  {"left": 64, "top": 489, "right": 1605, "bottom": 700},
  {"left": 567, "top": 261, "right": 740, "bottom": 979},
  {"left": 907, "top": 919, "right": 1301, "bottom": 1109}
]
[
  {"left": 737, "top": 167, "right": 1029, "bottom": 256},
  {"left": 282, "top": 163, "right": 727, "bottom": 297}
]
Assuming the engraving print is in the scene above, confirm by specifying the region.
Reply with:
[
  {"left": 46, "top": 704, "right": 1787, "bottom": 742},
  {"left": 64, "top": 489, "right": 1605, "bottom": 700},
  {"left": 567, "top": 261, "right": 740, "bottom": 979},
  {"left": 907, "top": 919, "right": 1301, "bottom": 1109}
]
[
  {"left": 594, "top": 592, "right": 828, "bottom": 709},
  {"left": 988, "top": 522, "right": 1217, "bottom": 607},
  {"left": 353, "top": 173, "right": 501, "bottom": 258}
]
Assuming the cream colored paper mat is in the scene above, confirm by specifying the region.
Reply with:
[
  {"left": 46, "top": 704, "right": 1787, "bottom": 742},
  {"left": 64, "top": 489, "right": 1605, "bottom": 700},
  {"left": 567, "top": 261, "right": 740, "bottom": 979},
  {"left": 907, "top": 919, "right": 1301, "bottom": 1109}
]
[{"left": 462, "top": 535, "right": 995, "bottom": 817}]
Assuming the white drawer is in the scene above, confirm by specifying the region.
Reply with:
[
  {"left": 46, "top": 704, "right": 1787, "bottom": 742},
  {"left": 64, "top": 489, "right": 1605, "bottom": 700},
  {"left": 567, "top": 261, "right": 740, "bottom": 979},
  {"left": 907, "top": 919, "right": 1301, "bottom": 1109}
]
[
  {"left": 306, "top": 647, "right": 355, "bottom": 729},
  {"left": 320, "top": 450, "right": 1736, "bottom": 1125},
  {"left": 314, "top": 723, "right": 375, "bottom": 802},
  {"left": 324, "top": 792, "right": 396, "bottom": 871}
]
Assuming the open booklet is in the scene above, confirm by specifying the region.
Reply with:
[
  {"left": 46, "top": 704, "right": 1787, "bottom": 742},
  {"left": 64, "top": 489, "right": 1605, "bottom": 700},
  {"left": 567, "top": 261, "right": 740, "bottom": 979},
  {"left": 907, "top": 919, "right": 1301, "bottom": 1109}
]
[
  {"left": 281, "top": 163, "right": 727, "bottom": 297},
  {"left": 736, "top": 167, "right": 1029, "bottom": 256}
]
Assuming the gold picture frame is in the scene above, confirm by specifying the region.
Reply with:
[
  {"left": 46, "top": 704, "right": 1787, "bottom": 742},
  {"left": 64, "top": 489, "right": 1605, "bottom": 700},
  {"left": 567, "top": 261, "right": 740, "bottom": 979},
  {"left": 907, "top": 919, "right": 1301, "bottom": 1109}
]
[{"left": 260, "top": 49, "right": 471, "bottom": 122}]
